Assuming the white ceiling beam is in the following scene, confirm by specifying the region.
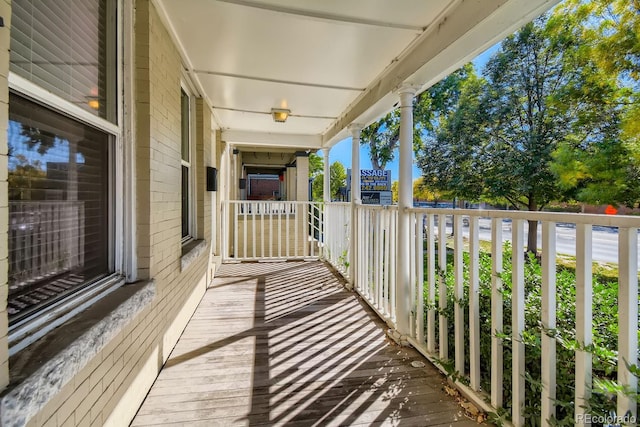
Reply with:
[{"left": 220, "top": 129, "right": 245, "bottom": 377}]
[
  {"left": 221, "top": 130, "right": 323, "bottom": 149},
  {"left": 216, "top": 0, "right": 424, "bottom": 31},
  {"left": 195, "top": 70, "right": 365, "bottom": 92},
  {"left": 322, "top": 0, "right": 560, "bottom": 146}
]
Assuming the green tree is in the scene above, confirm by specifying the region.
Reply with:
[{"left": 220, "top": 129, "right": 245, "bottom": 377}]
[
  {"left": 413, "top": 177, "right": 441, "bottom": 202},
  {"left": 414, "top": 64, "right": 476, "bottom": 136},
  {"left": 391, "top": 181, "right": 398, "bottom": 204},
  {"left": 311, "top": 161, "right": 347, "bottom": 201},
  {"left": 486, "top": 18, "right": 623, "bottom": 253},
  {"left": 360, "top": 110, "right": 422, "bottom": 171},
  {"left": 311, "top": 175, "right": 323, "bottom": 202},
  {"left": 417, "top": 67, "right": 487, "bottom": 202},
  {"left": 309, "top": 152, "right": 324, "bottom": 201},
  {"left": 360, "top": 112, "right": 399, "bottom": 171},
  {"left": 8, "top": 155, "right": 46, "bottom": 200},
  {"left": 417, "top": 17, "right": 624, "bottom": 253},
  {"left": 308, "top": 152, "right": 323, "bottom": 179},
  {"left": 549, "top": 0, "right": 640, "bottom": 207}
]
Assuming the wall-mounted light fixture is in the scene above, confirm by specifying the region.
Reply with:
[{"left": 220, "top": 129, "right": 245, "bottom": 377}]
[{"left": 271, "top": 108, "right": 290, "bottom": 123}]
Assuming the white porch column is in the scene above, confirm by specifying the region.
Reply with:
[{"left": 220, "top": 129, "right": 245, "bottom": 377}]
[
  {"left": 348, "top": 124, "right": 362, "bottom": 286},
  {"left": 322, "top": 148, "right": 331, "bottom": 262},
  {"left": 322, "top": 148, "right": 331, "bottom": 203},
  {"left": 296, "top": 152, "right": 310, "bottom": 256},
  {"left": 395, "top": 83, "right": 418, "bottom": 337}
]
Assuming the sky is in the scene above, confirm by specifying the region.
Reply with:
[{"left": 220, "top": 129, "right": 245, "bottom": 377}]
[{"left": 323, "top": 43, "right": 501, "bottom": 182}]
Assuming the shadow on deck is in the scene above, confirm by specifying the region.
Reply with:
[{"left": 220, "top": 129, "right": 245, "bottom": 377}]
[{"left": 132, "top": 261, "right": 481, "bottom": 426}]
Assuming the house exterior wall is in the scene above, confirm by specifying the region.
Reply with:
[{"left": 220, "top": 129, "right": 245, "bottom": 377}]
[
  {"left": 196, "top": 98, "right": 212, "bottom": 241},
  {"left": 0, "top": 0, "right": 218, "bottom": 425}
]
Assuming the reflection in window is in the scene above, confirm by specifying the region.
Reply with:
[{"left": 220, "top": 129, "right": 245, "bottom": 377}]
[{"left": 8, "top": 93, "right": 112, "bottom": 323}]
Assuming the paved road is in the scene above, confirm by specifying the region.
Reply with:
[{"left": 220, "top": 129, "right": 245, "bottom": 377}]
[{"left": 443, "top": 218, "right": 640, "bottom": 264}]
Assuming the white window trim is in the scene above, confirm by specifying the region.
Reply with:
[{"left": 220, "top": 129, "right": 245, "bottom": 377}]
[
  {"left": 8, "top": 74, "right": 121, "bottom": 136},
  {"left": 7, "top": 0, "right": 128, "bottom": 353},
  {"left": 181, "top": 82, "right": 197, "bottom": 243},
  {"left": 122, "top": 0, "right": 137, "bottom": 282}
]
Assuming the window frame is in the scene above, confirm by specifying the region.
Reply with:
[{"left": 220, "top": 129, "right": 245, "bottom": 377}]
[
  {"left": 6, "top": 0, "right": 127, "bottom": 355},
  {"left": 180, "top": 81, "right": 197, "bottom": 243}
]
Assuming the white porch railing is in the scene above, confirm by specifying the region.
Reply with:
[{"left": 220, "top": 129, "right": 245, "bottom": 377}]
[
  {"left": 355, "top": 205, "right": 398, "bottom": 324},
  {"left": 9, "top": 201, "right": 85, "bottom": 291},
  {"left": 222, "top": 201, "right": 323, "bottom": 261},
  {"left": 324, "top": 202, "right": 352, "bottom": 279},
  {"left": 322, "top": 203, "right": 639, "bottom": 427}
]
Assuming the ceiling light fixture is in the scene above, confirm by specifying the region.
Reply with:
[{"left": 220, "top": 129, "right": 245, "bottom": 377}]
[{"left": 271, "top": 108, "right": 291, "bottom": 123}]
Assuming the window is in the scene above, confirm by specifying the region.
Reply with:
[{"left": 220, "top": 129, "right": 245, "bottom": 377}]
[
  {"left": 7, "top": 0, "right": 119, "bottom": 329},
  {"left": 7, "top": 94, "right": 113, "bottom": 323},
  {"left": 181, "top": 88, "right": 192, "bottom": 240},
  {"left": 10, "top": 0, "right": 117, "bottom": 122}
]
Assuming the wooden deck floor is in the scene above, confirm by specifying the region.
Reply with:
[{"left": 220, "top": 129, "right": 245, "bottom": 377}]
[{"left": 132, "top": 261, "right": 482, "bottom": 427}]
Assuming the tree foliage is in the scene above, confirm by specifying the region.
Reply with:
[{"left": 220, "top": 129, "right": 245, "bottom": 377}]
[
  {"left": 360, "top": 109, "right": 422, "bottom": 171},
  {"left": 413, "top": 177, "right": 441, "bottom": 202},
  {"left": 8, "top": 155, "right": 46, "bottom": 200},
  {"left": 308, "top": 153, "right": 323, "bottom": 179},
  {"left": 416, "top": 16, "right": 630, "bottom": 252},
  {"left": 311, "top": 161, "right": 347, "bottom": 201},
  {"left": 360, "top": 112, "right": 400, "bottom": 171},
  {"left": 391, "top": 181, "right": 398, "bottom": 203},
  {"left": 548, "top": 0, "right": 640, "bottom": 206},
  {"left": 416, "top": 66, "right": 486, "bottom": 202}
]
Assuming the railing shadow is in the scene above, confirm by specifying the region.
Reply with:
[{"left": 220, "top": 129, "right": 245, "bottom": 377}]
[{"left": 152, "top": 261, "right": 457, "bottom": 426}]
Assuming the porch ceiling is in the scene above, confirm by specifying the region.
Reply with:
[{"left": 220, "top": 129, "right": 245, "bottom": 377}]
[{"left": 155, "top": 0, "right": 559, "bottom": 149}]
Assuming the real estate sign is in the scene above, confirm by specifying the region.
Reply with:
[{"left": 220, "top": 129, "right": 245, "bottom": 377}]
[
  {"left": 360, "top": 169, "right": 391, "bottom": 191},
  {"left": 361, "top": 191, "right": 393, "bottom": 205},
  {"left": 347, "top": 169, "right": 392, "bottom": 205}
]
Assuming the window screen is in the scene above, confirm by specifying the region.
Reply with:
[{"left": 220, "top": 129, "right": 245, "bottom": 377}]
[
  {"left": 8, "top": 93, "right": 112, "bottom": 323},
  {"left": 10, "top": 0, "right": 117, "bottom": 121}
]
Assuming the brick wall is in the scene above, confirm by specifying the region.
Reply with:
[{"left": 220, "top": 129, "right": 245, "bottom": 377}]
[{"left": 196, "top": 98, "right": 212, "bottom": 240}]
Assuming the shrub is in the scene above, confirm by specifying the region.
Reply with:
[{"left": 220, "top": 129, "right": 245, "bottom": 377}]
[{"left": 426, "top": 242, "right": 639, "bottom": 426}]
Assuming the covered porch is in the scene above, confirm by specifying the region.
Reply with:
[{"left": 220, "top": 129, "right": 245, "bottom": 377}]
[
  {"left": 3, "top": 0, "right": 638, "bottom": 426},
  {"left": 158, "top": 0, "right": 639, "bottom": 424},
  {"left": 213, "top": 200, "right": 639, "bottom": 426},
  {"left": 133, "top": 261, "right": 478, "bottom": 426}
]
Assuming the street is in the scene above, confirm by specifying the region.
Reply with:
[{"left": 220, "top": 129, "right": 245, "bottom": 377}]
[{"left": 440, "top": 218, "right": 640, "bottom": 264}]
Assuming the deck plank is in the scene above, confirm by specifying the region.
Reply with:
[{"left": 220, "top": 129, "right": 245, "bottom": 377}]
[{"left": 131, "top": 261, "right": 483, "bottom": 427}]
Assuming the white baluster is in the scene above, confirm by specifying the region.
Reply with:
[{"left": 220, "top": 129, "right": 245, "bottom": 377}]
[
  {"left": 541, "top": 221, "right": 557, "bottom": 426},
  {"left": 575, "top": 223, "right": 592, "bottom": 426},
  {"left": 618, "top": 227, "right": 638, "bottom": 420},
  {"left": 469, "top": 216, "right": 480, "bottom": 391},
  {"left": 491, "top": 218, "right": 504, "bottom": 408},
  {"left": 512, "top": 219, "right": 525, "bottom": 427}
]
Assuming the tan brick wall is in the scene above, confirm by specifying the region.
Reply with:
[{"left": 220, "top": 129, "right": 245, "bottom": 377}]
[
  {"left": 195, "top": 98, "right": 212, "bottom": 241},
  {"left": 8, "top": 0, "right": 215, "bottom": 425},
  {"left": 147, "top": 0, "right": 181, "bottom": 284},
  {"left": 135, "top": 0, "right": 152, "bottom": 281},
  {"left": 0, "top": 0, "right": 11, "bottom": 391}
]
